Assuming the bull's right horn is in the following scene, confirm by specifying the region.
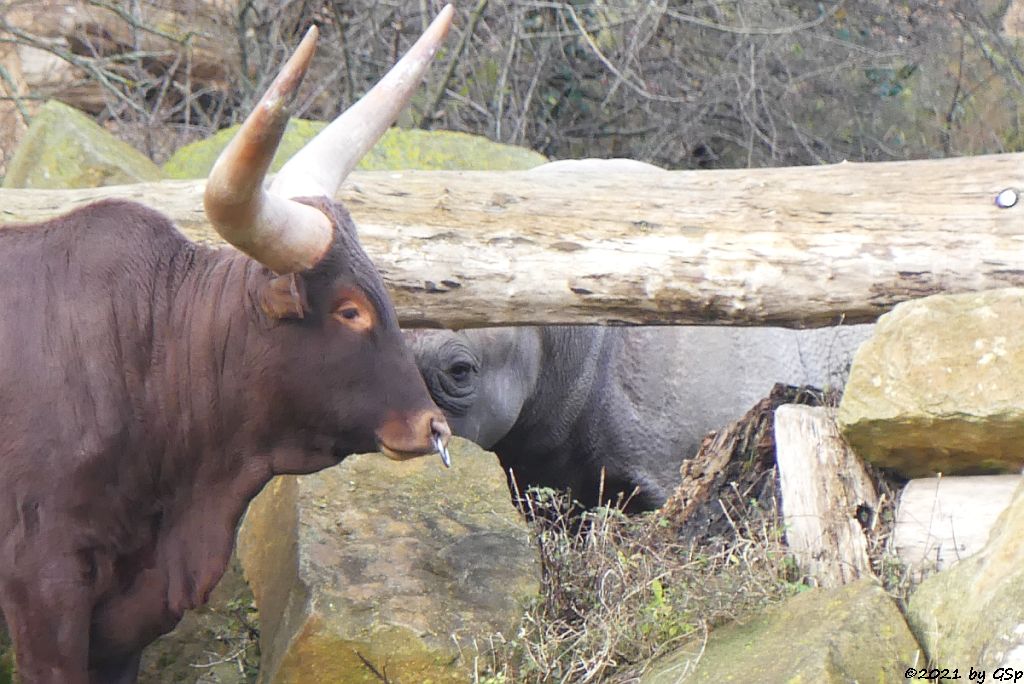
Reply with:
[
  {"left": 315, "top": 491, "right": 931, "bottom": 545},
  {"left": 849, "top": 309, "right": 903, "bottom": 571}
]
[{"left": 204, "top": 5, "right": 455, "bottom": 275}]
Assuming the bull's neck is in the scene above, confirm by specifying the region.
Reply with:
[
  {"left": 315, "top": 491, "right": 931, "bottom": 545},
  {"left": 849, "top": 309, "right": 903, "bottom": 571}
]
[{"left": 145, "top": 245, "right": 275, "bottom": 494}]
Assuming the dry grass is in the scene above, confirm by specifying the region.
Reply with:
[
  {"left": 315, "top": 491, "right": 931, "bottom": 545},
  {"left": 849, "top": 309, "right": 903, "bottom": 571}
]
[
  {"left": 473, "top": 485, "right": 804, "bottom": 684},
  {"left": 468, "top": 392, "right": 914, "bottom": 684},
  {"left": 862, "top": 464, "right": 917, "bottom": 606}
]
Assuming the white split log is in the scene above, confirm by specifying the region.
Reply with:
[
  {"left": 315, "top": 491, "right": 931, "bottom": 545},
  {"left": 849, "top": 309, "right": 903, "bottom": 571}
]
[
  {"left": 893, "top": 474, "right": 1021, "bottom": 576},
  {"left": 775, "top": 404, "right": 878, "bottom": 587}
]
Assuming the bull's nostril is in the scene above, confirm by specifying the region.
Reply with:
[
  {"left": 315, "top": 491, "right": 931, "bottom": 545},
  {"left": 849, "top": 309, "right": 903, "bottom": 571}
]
[
  {"left": 430, "top": 416, "right": 452, "bottom": 468},
  {"left": 430, "top": 416, "right": 451, "bottom": 443}
]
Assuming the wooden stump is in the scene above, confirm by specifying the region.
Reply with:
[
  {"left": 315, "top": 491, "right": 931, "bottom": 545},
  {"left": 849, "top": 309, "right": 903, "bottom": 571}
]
[
  {"left": 659, "top": 384, "right": 822, "bottom": 543},
  {"left": 775, "top": 404, "right": 878, "bottom": 587}
]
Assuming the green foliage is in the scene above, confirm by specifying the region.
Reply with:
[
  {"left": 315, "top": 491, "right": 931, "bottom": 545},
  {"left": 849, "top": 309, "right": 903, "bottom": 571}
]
[
  {"left": 476, "top": 675, "right": 507, "bottom": 684},
  {"left": 639, "top": 577, "right": 698, "bottom": 644},
  {"left": 865, "top": 64, "right": 918, "bottom": 98},
  {"left": 0, "top": 655, "right": 11, "bottom": 684}
]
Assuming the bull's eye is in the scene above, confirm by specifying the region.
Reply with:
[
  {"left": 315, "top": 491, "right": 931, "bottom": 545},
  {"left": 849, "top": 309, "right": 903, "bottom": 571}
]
[{"left": 332, "top": 293, "right": 374, "bottom": 332}]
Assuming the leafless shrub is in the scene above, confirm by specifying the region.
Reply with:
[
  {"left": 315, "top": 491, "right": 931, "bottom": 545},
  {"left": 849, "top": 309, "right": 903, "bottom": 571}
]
[
  {"left": 3, "top": 0, "right": 1024, "bottom": 172},
  {"left": 472, "top": 486, "right": 799, "bottom": 683}
]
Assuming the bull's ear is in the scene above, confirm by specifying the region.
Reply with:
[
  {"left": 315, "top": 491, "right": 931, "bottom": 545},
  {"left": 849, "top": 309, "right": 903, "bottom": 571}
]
[{"left": 259, "top": 274, "right": 309, "bottom": 320}]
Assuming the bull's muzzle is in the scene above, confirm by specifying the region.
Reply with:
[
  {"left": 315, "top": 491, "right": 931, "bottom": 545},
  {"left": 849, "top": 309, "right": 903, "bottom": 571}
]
[{"left": 377, "top": 410, "right": 452, "bottom": 466}]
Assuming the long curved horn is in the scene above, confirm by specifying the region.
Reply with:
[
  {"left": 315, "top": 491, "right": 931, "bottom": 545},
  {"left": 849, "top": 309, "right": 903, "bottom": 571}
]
[
  {"left": 204, "top": 26, "right": 333, "bottom": 274},
  {"left": 270, "top": 4, "right": 455, "bottom": 200}
]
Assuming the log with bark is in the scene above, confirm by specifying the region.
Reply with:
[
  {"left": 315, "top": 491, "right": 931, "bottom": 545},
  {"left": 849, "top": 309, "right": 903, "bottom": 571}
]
[
  {"left": 1, "top": 152, "right": 1024, "bottom": 328},
  {"left": 658, "top": 384, "right": 822, "bottom": 543},
  {"left": 0, "top": 0, "right": 235, "bottom": 116}
]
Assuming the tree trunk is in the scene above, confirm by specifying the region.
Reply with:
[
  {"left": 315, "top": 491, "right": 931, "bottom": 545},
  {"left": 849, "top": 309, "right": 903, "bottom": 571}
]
[{"left": 2, "top": 152, "right": 1024, "bottom": 327}]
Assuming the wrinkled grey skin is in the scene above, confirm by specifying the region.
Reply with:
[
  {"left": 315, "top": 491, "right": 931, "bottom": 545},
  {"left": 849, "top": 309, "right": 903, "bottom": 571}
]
[{"left": 405, "top": 325, "right": 873, "bottom": 511}]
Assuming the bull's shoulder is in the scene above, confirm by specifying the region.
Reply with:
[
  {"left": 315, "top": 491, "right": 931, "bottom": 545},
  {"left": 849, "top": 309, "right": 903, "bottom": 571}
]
[
  {"left": 1, "top": 199, "right": 196, "bottom": 284},
  {"left": 3, "top": 199, "right": 188, "bottom": 248}
]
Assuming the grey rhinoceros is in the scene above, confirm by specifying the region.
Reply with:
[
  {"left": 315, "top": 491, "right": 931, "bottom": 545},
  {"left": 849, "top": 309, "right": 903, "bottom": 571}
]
[{"left": 405, "top": 324, "right": 872, "bottom": 511}]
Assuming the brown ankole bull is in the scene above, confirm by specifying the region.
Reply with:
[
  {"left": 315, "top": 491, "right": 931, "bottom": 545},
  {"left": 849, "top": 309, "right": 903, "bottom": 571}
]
[{"left": 0, "top": 6, "right": 454, "bottom": 683}]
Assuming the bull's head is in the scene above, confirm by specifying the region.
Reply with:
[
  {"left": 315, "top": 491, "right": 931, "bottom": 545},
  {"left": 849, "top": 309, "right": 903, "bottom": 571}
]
[{"left": 202, "top": 6, "right": 453, "bottom": 465}]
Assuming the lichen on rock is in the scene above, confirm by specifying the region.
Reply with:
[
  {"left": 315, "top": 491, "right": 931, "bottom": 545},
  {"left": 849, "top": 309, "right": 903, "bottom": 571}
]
[
  {"left": 162, "top": 122, "right": 546, "bottom": 179},
  {"left": 2, "top": 100, "right": 162, "bottom": 189}
]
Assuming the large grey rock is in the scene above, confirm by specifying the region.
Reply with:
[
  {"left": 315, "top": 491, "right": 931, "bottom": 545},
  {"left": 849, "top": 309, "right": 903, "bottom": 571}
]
[
  {"left": 641, "top": 579, "right": 920, "bottom": 683},
  {"left": 908, "top": 480, "right": 1024, "bottom": 668},
  {"left": 237, "top": 439, "right": 539, "bottom": 684},
  {"left": 838, "top": 288, "right": 1024, "bottom": 477},
  {"left": 162, "top": 122, "right": 546, "bottom": 178},
  {"left": 2, "top": 100, "right": 162, "bottom": 188}
]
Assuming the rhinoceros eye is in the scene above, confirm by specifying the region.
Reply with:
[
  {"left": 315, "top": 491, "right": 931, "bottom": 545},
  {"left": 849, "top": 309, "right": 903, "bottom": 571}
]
[
  {"left": 430, "top": 342, "right": 479, "bottom": 414},
  {"left": 448, "top": 360, "right": 474, "bottom": 382}
]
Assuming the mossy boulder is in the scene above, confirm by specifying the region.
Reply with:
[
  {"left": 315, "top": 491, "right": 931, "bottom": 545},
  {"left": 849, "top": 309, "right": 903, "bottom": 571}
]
[
  {"left": 907, "top": 479, "right": 1024, "bottom": 667},
  {"left": 162, "top": 122, "right": 546, "bottom": 178},
  {"left": 641, "top": 579, "right": 920, "bottom": 683},
  {"left": 838, "top": 288, "right": 1024, "bottom": 477},
  {"left": 2, "top": 100, "right": 162, "bottom": 189},
  {"left": 237, "top": 438, "right": 540, "bottom": 684}
]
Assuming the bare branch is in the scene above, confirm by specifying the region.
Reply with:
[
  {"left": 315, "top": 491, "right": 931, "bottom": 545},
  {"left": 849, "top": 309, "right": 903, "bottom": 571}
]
[{"left": 419, "top": 0, "right": 488, "bottom": 127}]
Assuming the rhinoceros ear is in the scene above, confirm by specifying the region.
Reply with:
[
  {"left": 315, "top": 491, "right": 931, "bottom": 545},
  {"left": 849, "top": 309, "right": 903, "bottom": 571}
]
[{"left": 259, "top": 273, "right": 309, "bottom": 320}]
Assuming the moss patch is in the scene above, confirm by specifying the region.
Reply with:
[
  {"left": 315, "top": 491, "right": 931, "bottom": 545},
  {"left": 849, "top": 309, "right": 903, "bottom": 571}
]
[
  {"left": 641, "top": 579, "right": 919, "bottom": 683},
  {"left": 0, "top": 621, "right": 12, "bottom": 684},
  {"left": 162, "top": 123, "right": 546, "bottom": 178},
  {"left": 238, "top": 439, "right": 539, "bottom": 684},
  {"left": 137, "top": 555, "right": 260, "bottom": 683}
]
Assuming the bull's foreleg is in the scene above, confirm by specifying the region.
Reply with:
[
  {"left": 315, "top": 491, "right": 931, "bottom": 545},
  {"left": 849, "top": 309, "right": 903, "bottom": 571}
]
[
  {"left": 0, "top": 568, "right": 93, "bottom": 684},
  {"left": 88, "top": 650, "right": 141, "bottom": 684}
]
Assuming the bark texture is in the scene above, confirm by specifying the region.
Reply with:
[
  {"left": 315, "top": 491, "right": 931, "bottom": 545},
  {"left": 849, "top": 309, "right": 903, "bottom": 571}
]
[
  {"left": 2, "top": 153, "right": 1023, "bottom": 327},
  {"left": 775, "top": 404, "right": 877, "bottom": 587}
]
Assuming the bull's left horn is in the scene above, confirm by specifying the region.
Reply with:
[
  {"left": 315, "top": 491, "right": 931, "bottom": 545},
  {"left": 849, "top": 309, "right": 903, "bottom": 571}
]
[
  {"left": 270, "top": 4, "right": 455, "bottom": 200},
  {"left": 204, "top": 26, "right": 334, "bottom": 274}
]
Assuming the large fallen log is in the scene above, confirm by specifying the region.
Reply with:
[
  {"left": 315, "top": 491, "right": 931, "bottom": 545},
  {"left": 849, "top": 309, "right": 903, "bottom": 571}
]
[
  {"left": 2, "top": 152, "right": 1024, "bottom": 328},
  {"left": 1, "top": 0, "right": 235, "bottom": 115}
]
